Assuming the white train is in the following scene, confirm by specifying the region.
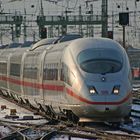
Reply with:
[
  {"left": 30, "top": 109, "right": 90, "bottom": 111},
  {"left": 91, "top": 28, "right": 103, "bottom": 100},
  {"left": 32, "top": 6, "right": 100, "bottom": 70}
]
[{"left": 0, "top": 37, "right": 132, "bottom": 122}]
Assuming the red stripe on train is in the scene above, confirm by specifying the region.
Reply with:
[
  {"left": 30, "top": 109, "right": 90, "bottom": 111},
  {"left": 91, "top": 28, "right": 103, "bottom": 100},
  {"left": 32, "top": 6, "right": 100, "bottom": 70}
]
[
  {"left": 0, "top": 75, "right": 131, "bottom": 105},
  {"left": 66, "top": 88, "right": 132, "bottom": 105}
]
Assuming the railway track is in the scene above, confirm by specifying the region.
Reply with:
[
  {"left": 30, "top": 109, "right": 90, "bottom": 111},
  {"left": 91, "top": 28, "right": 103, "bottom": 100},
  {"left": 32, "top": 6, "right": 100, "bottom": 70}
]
[
  {"left": 133, "top": 91, "right": 140, "bottom": 99},
  {"left": 1, "top": 121, "right": 140, "bottom": 140},
  {"left": 131, "top": 98, "right": 140, "bottom": 118},
  {"left": 0, "top": 93, "right": 140, "bottom": 139}
]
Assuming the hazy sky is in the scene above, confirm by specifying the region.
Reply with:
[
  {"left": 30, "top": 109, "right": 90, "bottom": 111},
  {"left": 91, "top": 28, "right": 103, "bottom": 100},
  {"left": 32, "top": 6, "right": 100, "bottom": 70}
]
[{"left": 1, "top": 0, "right": 140, "bottom": 15}]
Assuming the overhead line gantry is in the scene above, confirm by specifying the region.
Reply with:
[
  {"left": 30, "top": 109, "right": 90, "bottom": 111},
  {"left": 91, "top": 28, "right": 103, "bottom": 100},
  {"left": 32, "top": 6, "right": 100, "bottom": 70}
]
[{"left": 0, "top": 0, "right": 108, "bottom": 41}]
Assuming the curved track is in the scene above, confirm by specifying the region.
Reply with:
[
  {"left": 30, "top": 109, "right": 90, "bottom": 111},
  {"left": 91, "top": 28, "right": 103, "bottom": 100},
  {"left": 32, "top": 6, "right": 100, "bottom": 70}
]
[{"left": 0, "top": 92, "right": 140, "bottom": 140}]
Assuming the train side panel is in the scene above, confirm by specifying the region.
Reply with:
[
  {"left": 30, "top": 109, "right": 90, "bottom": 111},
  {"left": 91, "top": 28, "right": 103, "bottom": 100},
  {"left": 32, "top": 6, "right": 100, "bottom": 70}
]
[
  {"left": 0, "top": 51, "right": 8, "bottom": 91},
  {"left": 9, "top": 53, "right": 22, "bottom": 95},
  {"left": 22, "top": 51, "right": 42, "bottom": 106},
  {"left": 42, "top": 50, "right": 69, "bottom": 111}
]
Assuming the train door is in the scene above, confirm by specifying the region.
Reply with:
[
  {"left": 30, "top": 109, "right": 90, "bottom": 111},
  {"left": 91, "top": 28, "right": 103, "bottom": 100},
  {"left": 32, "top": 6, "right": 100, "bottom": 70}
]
[
  {"left": 0, "top": 51, "right": 8, "bottom": 91},
  {"left": 0, "top": 50, "right": 14, "bottom": 95},
  {"left": 42, "top": 51, "right": 64, "bottom": 112},
  {"left": 38, "top": 50, "right": 47, "bottom": 105},
  {"left": 23, "top": 51, "right": 41, "bottom": 106},
  {"left": 9, "top": 53, "right": 22, "bottom": 97},
  {"left": 7, "top": 53, "right": 13, "bottom": 94},
  {"left": 20, "top": 52, "right": 27, "bottom": 99}
]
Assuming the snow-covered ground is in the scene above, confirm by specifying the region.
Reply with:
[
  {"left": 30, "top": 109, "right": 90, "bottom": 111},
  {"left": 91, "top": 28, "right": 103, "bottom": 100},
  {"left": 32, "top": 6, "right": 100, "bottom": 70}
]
[
  {"left": 0, "top": 96, "right": 48, "bottom": 138},
  {"left": 0, "top": 96, "right": 47, "bottom": 125},
  {"left": 0, "top": 96, "right": 140, "bottom": 139}
]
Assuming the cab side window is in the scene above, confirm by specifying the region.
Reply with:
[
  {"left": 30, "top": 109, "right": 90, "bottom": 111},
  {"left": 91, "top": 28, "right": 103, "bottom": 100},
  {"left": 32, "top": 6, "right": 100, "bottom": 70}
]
[{"left": 60, "top": 63, "right": 74, "bottom": 86}]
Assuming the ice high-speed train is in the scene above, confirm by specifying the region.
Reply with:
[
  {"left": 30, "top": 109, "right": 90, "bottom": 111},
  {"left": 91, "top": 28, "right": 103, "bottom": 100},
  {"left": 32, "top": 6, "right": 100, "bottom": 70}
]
[{"left": 0, "top": 37, "right": 132, "bottom": 122}]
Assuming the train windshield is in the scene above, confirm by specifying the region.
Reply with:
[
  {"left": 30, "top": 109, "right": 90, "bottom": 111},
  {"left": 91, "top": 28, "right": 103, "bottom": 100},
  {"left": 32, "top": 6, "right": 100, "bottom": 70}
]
[{"left": 77, "top": 49, "right": 123, "bottom": 74}]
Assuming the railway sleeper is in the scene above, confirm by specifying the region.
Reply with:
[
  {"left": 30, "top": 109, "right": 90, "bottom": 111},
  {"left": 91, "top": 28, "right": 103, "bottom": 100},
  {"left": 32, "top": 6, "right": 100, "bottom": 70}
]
[
  {"left": 10, "top": 93, "right": 19, "bottom": 103},
  {"left": 0, "top": 90, "right": 7, "bottom": 97},
  {"left": 19, "top": 97, "right": 26, "bottom": 105},
  {"left": 1, "top": 131, "right": 28, "bottom": 140},
  {"left": 5, "top": 92, "right": 11, "bottom": 98},
  {"left": 64, "top": 109, "right": 79, "bottom": 124},
  {"left": 23, "top": 98, "right": 38, "bottom": 111},
  {"left": 10, "top": 94, "right": 18, "bottom": 103},
  {"left": 6, "top": 92, "right": 12, "bottom": 99},
  {"left": 40, "top": 131, "right": 57, "bottom": 140},
  {"left": 24, "top": 98, "right": 30, "bottom": 105},
  {"left": 0, "top": 91, "right": 79, "bottom": 125},
  {"left": 56, "top": 113, "right": 68, "bottom": 122},
  {"left": 29, "top": 104, "right": 38, "bottom": 111},
  {"left": 43, "top": 105, "right": 70, "bottom": 123},
  {"left": 38, "top": 103, "right": 46, "bottom": 113},
  {"left": 45, "top": 105, "right": 56, "bottom": 119}
]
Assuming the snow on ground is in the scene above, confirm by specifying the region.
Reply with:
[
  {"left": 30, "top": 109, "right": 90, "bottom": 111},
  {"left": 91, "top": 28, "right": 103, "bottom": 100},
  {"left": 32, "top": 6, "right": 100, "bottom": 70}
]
[
  {"left": 0, "top": 126, "right": 12, "bottom": 138},
  {"left": 0, "top": 96, "right": 48, "bottom": 138},
  {"left": 132, "top": 104, "right": 140, "bottom": 111},
  {"left": 121, "top": 118, "right": 140, "bottom": 134},
  {"left": 50, "top": 135, "right": 91, "bottom": 140},
  {"left": 1, "top": 96, "right": 140, "bottom": 139},
  {"left": 0, "top": 96, "right": 47, "bottom": 124}
]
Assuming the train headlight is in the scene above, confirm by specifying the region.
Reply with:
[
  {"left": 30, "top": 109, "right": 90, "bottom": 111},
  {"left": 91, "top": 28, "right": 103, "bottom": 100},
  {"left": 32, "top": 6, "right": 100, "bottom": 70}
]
[
  {"left": 112, "top": 85, "right": 120, "bottom": 95},
  {"left": 89, "top": 87, "right": 97, "bottom": 94}
]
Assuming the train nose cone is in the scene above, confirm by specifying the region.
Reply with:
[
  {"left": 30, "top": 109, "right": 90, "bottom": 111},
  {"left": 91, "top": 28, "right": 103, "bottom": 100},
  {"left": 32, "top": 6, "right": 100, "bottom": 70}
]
[
  {"left": 105, "top": 107, "right": 110, "bottom": 111},
  {"left": 101, "top": 76, "right": 106, "bottom": 82}
]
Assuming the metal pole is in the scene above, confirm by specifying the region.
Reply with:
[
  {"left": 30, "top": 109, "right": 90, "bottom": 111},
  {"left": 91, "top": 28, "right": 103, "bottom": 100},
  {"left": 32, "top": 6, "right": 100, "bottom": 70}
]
[
  {"left": 79, "top": 5, "right": 82, "bottom": 35},
  {"left": 102, "top": 0, "right": 108, "bottom": 37},
  {"left": 33, "top": 31, "right": 35, "bottom": 42},
  {"left": 0, "top": 30, "right": 2, "bottom": 45},
  {"left": 90, "top": 4, "right": 94, "bottom": 37},
  {"left": 40, "top": 0, "right": 44, "bottom": 16},
  {"left": 112, "top": 11, "right": 114, "bottom": 34},
  {"left": 23, "top": 9, "right": 27, "bottom": 42},
  {"left": 11, "top": 25, "right": 14, "bottom": 42},
  {"left": 123, "top": 25, "right": 125, "bottom": 49}
]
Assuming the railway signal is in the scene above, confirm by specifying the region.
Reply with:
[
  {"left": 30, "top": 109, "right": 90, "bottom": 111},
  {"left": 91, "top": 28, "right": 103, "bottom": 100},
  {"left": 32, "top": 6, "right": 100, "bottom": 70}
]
[
  {"left": 107, "top": 31, "right": 113, "bottom": 39},
  {"left": 119, "top": 12, "right": 129, "bottom": 49},
  {"left": 119, "top": 12, "right": 129, "bottom": 26},
  {"left": 40, "top": 27, "right": 47, "bottom": 39}
]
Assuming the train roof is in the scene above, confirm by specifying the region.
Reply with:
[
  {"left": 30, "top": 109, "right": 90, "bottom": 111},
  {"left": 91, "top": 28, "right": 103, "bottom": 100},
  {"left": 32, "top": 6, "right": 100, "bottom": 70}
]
[
  {"left": 0, "top": 41, "right": 35, "bottom": 49},
  {"left": 30, "top": 34, "right": 82, "bottom": 50},
  {"left": 0, "top": 34, "right": 82, "bottom": 51},
  {"left": 68, "top": 37, "right": 125, "bottom": 57}
]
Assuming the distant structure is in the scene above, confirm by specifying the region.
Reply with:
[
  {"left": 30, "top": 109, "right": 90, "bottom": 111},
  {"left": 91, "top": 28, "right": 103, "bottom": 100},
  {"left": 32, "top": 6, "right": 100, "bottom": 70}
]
[
  {"left": 0, "top": 0, "right": 139, "bottom": 46},
  {"left": 0, "top": 0, "right": 108, "bottom": 42},
  {"left": 37, "top": 0, "right": 108, "bottom": 38}
]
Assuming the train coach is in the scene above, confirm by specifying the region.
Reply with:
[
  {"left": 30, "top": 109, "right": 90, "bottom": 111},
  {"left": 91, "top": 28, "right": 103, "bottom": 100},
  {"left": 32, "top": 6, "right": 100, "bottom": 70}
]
[{"left": 0, "top": 37, "right": 132, "bottom": 122}]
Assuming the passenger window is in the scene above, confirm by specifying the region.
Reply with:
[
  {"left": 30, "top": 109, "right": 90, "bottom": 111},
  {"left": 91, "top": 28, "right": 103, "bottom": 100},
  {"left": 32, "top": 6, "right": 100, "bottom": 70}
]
[
  {"left": 0, "top": 62, "right": 7, "bottom": 74},
  {"left": 43, "top": 63, "right": 58, "bottom": 80},
  {"left": 10, "top": 63, "right": 20, "bottom": 76},
  {"left": 23, "top": 53, "right": 39, "bottom": 79},
  {"left": 24, "top": 66, "right": 37, "bottom": 79}
]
